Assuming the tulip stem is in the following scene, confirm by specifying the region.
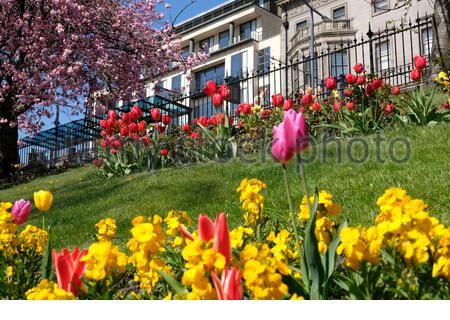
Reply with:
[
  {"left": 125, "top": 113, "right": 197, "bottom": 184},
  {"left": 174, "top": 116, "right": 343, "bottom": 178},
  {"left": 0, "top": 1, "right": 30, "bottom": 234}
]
[
  {"left": 42, "top": 214, "right": 45, "bottom": 231},
  {"left": 297, "top": 154, "right": 312, "bottom": 214},
  {"left": 282, "top": 164, "right": 302, "bottom": 265}
]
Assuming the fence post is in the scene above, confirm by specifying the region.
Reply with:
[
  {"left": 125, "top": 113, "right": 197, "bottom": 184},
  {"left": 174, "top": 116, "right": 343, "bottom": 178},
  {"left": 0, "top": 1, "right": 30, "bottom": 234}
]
[{"left": 367, "top": 23, "right": 375, "bottom": 74}]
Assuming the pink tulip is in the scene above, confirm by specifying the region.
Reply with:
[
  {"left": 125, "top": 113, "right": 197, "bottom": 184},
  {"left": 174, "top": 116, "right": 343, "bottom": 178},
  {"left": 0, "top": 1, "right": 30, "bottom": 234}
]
[
  {"left": 52, "top": 247, "right": 87, "bottom": 295},
  {"left": 212, "top": 266, "right": 242, "bottom": 300},
  {"left": 11, "top": 199, "right": 31, "bottom": 225},
  {"left": 272, "top": 109, "right": 308, "bottom": 164},
  {"left": 179, "top": 212, "right": 231, "bottom": 264}
]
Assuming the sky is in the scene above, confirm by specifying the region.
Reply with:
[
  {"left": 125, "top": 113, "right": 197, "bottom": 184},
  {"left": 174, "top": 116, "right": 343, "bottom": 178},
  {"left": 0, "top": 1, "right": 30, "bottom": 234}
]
[{"left": 27, "top": 0, "right": 225, "bottom": 137}]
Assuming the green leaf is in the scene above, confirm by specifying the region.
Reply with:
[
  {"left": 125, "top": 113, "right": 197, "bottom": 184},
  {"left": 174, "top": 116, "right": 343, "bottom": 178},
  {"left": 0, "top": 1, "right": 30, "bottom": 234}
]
[
  {"left": 157, "top": 270, "right": 188, "bottom": 296},
  {"left": 40, "top": 227, "right": 52, "bottom": 280},
  {"left": 282, "top": 274, "right": 307, "bottom": 297}
]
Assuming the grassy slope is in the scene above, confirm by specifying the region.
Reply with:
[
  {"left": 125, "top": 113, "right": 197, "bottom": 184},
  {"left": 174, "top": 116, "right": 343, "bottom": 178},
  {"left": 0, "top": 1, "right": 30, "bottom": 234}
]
[{"left": 1, "top": 124, "right": 449, "bottom": 249}]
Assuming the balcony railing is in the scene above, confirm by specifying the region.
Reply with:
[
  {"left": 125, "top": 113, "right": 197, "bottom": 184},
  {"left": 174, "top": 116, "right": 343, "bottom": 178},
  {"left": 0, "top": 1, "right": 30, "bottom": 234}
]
[
  {"left": 208, "top": 30, "right": 262, "bottom": 54},
  {"left": 291, "top": 19, "right": 353, "bottom": 45}
]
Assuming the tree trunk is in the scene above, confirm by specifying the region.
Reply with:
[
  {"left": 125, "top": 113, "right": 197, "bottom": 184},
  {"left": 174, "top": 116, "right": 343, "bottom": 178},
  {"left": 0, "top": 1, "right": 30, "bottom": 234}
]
[
  {"left": 0, "top": 122, "right": 19, "bottom": 181},
  {"left": 431, "top": 0, "right": 450, "bottom": 76}
]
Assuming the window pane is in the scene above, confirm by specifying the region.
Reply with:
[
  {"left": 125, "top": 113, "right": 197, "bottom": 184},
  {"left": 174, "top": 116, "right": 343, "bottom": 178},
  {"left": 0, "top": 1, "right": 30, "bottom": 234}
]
[
  {"left": 375, "top": 0, "right": 389, "bottom": 11},
  {"left": 240, "top": 20, "right": 255, "bottom": 40},
  {"left": 296, "top": 20, "right": 308, "bottom": 31},
  {"left": 333, "top": 7, "right": 346, "bottom": 20},
  {"left": 422, "top": 28, "right": 433, "bottom": 56},
  {"left": 376, "top": 41, "right": 390, "bottom": 71},
  {"left": 258, "top": 47, "right": 270, "bottom": 72},
  {"left": 231, "top": 53, "right": 243, "bottom": 77},
  {"left": 219, "top": 31, "right": 229, "bottom": 49},
  {"left": 172, "top": 75, "right": 181, "bottom": 92},
  {"left": 195, "top": 64, "right": 225, "bottom": 90},
  {"left": 331, "top": 52, "right": 348, "bottom": 77}
]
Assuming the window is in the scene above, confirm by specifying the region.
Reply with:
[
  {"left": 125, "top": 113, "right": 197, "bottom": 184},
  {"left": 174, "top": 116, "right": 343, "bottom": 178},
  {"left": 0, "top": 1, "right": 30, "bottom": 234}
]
[
  {"left": 376, "top": 41, "right": 390, "bottom": 72},
  {"left": 258, "top": 47, "right": 271, "bottom": 72},
  {"left": 195, "top": 64, "right": 225, "bottom": 91},
  {"left": 219, "top": 31, "right": 230, "bottom": 49},
  {"left": 231, "top": 51, "right": 248, "bottom": 77},
  {"left": 422, "top": 28, "right": 433, "bottom": 56},
  {"left": 199, "top": 36, "right": 214, "bottom": 53},
  {"left": 239, "top": 20, "right": 256, "bottom": 41},
  {"left": 181, "top": 46, "right": 190, "bottom": 59},
  {"left": 374, "top": 0, "right": 389, "bottom": 12},
  {"left": 172, "top": 75, "right": 182, "bottom": 92},
  {"left": 258, "top": 0, "right": 271, "bottom": 10},
  {"left": 332, "top": 6, "right": 346, "bottom": 20},
  {"left": 296, "top": 20, "right": 308, "bottom": 31},
  {"left": 330, "top": 51, "right": 348, "bottom": 78}
]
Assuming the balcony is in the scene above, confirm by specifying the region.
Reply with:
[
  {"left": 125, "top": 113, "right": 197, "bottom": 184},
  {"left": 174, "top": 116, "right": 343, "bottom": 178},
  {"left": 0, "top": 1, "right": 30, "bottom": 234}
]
[
  {"left": 208, "top": 30, "right": 262, "bottom": 54},
  {"left": 290, "top": 19, "right": 355, "bottom": 46}
]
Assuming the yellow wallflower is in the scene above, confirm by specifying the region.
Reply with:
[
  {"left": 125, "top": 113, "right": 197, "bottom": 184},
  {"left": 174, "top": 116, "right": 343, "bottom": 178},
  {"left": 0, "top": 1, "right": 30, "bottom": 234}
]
[
  {"left": 236, "top": 178, "right": 267, "bottom": 226},
  {"left": 26, "top": 279, "right": 75, "bottom": 300},
  {"left": 19, "top": 225, "right": 48, "bottom": 255},
  {"left": 95, "top": 218, "right": 117, "bottom": 242},
  {"left": 80, "top": 242, "right": 127, "bottom": 281},
  {"left": 33, "top": 190, "right": 53, "bottom": 212},
  {"left": 230, "top": 226, "right": 254, "bottom": 249},
  {"left": 0, "top": 209, "right": 19, "bottom": 255}
]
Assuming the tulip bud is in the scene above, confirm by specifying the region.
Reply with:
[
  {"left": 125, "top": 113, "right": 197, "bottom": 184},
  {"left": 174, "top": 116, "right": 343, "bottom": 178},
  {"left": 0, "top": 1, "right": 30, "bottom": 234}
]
[
  {"left": 410, "top": 68, "right": 422, "bottom": 81},
  {"left": 34, "top": 190, "right": 53, "bottom": 212},
  {"left": 11, "top": 199, "right": 31, "bottom": 225},
  {"left": 151, "top": 108, "right": 161, "bottom": 121},
  {"left": 324, "top": 77, "right": 337, "bottom": 90},
  {"left": 353, "top": 63, "right": 364, "bottom": 74},
  {"left": 271, "top": 94, "right": 284, "bottom": 108},
  {"left": 346, "top": 73, "right": 357, "bottom": 85},
  {"left": 391, "top": 86, "right": 401, "bottom": 95},
  {"left": 203, "top": 80, "right": 217, "bottom": 97},
  {"left": 413, "top": 56, "right": 427, "bottom": 70},
  {"left": 212, "top": 93, "right": 224, "bottom": 107}
]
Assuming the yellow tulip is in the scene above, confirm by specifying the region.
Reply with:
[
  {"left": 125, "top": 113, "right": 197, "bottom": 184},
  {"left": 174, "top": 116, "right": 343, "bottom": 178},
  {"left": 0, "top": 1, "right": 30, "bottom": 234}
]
[{"left": 34, "top": 190, "right": 53, "bottom": 212}]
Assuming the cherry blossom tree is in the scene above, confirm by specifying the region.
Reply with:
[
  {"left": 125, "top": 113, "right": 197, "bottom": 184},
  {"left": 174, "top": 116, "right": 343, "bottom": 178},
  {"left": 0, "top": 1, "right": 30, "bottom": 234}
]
[{"left": 0, "top": 0, "right": 206, "bottom": 179}]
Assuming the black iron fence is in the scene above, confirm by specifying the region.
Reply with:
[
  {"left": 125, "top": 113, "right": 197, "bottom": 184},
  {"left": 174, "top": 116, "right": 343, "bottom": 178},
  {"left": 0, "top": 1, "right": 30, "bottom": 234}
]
[{"left": 15, "top": 15, "right": 436, "bottom": 173}]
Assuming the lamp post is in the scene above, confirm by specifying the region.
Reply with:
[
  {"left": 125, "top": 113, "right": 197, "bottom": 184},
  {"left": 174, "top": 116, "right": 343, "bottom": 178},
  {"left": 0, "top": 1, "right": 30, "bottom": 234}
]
[{"left": 301, "top": 0, "right": 330, "bottom": 92}]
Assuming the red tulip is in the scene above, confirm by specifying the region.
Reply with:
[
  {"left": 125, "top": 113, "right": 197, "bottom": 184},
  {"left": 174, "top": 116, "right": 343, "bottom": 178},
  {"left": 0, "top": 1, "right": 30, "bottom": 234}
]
[
  {"left": 120, "top": 126, "right": 130, "bottom": 137},
  {"left": 237, "top": 121, "right": 244, "bottom": 129},
  {"left": 344, "top": 88, "right": 353, "bottom": 96},
  {"left": 333, "top": 101, "right": 343, "bottom": 111},
  {"left": 179, "top": 212, "right": 231, "bottom": 264},
  {"left": 384, "top": 103, "right": 395, "bottom": 113},
  {"left": 410, "top": 68, "right": 422, "bottom": 81},
  {"left": 310, "top": 102, "right": 321, "bottom": 111},
  {"left": 204, "top": 80, "right": 217, "bottom": 97},
  {"left": 52, "top": 247, "right": 87, "bottom": 295},
  {"left": 190, "top": 131, "right": 200, "bottom": 139},
  {"left": 271, "top": 94, "right": 284, "bottom": 108},
  {"left": 162, "top": 115, "right": 172, "bottom": 125},
  {"left": 100, "top": 130, "right": 107, "bottom": 137},
  {"left": 391, "top": 86, "right": 401, "bottom": 95},
  {"left": 284, "top": 99, "right": 294, "bottom": 110},
  {"left": 110, "top": 149, "right": 118, "bottom": 155},
  {"left": 198, "top": 214, "right": 215, "bottom": 241},
  {"left": 107, "top": 110, "right": 117, "bottom": 121},
  {"left": 121, "top": 112, "right": 130, "bottom": 124},
  {"left": 413, "top": 56, "right": 427, "bottom": 70},
  {"left": 218, "top": 84, "right": 231, "bottom": 100},
  {"left": 138, "top": 121, "right": 146, "bottom": 133},
  {"left": 160, "top": 149, "right": 168, "bottom": 156},
  {"left": 100, "top": 140, "right": 107, "bottom": 148},
  {"left": 299, "top": 106, "right": 305, "bottom": 113},
  {"left": 181, "top": 124, "right": 190, "bottom": 132},
  {"left": 154, "top": 123, "right": 165, "bottom": 133},
  {"left": 354, "top": 63, "right": 364, "bottom": 74},
  {"left": 141, "top": 136, "right": 151, "bottom": 146},
  {"left": 112, "top": 139, "right": 123, "bottom": 148},
  {"left": 346, "top": 73, "right": 357, "bottom": 85},
  {"left": 238, "top": 103, "right": 252, "bottom": 115},
  {"left": 130, "top": 105, "right": 142, "bottom": 121},
  {"left": 272, "top": 109, "right": 308, "bottom": 164},
  {"left": 212, "top": 266, "right": 242, "bottom": 300},
  {"left": 442, "top": 101, "right": 449, "bottom": 110},
  {"left": 346, "top": 102, "right": 355, "bottom": 110},
  {"left": 128, "top": 122, "right": 138, "bottom": 132},
  {"left": 365, "top": 83, "right": 376, "bottom": 96},
  {"left": 356, "top": 75, "right": 366, "bottom": 85},
  {"left": 301, "top": 94, "right": 313, "bottom": 106},
  {"left": 324, "top": 77, "right": 337, "bottom": 90},
  {"left": 208, "top": 115, "right": 218, "bottom": 126},
  {"left": 371, "top": 78, "right": 383, "bottom": 89},
  {"left": 195, "top": 116, "right": 208, "bottom": 127},
  {"left": 260, "top": 109, "right": 271, "bottom": 120},
  {"left": 212, "top": 93, "right": 224, "bottom": 107},
  {"left": 151, "top": 108, "right": 161, "bottom": 121}
]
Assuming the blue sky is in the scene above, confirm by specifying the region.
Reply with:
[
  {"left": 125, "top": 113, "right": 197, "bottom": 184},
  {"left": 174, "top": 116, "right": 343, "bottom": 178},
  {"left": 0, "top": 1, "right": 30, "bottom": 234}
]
[{"left": 27, "top": 0, "right": 224, "bottom": 136}]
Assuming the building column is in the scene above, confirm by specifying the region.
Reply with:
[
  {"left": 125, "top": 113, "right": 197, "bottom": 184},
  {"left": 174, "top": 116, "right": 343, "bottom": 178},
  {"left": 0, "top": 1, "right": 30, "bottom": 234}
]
[
  {"left": 229, "top": 22, "right": 235, "bottom": 45},
  {"left": 189, "top": 39, "right": 194, "bottom": 53}
]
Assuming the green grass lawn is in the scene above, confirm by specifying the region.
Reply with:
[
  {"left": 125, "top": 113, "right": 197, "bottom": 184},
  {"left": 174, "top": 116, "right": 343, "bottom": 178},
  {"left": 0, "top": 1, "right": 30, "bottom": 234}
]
[{"left": 1, "top": 124, "right": 449, "bottom": 249}]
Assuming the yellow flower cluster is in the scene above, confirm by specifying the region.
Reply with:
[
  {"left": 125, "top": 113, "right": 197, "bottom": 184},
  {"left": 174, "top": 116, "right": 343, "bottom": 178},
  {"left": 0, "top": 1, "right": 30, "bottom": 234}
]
[
  {"left": 181, "top": 239, "right": 226, "bottom": 299},
  {"left": 164, "top": 210, "right": 193, "bottom": 247},
  {"left": 240, "top": 243, "right": 289, "bottom": 299},
  {"left": 298, "top": 191, "right": 341, "bottom": 254},
  {"left": 19, "top": 225, "right": 48, "bottom": 255},
  {"left": 236, "top": 178, "right": 267, "bottom": 226},
  {"left": 0, "top": 204, "right": 18, "bottom": 255},
  {"left": 230, "top": 226, "right": 254, "bottom": 249},
  {"left": 81, "top": 241, "right": 127, "bottom": 281},
  {"left": 266, "top": 229, "right": 296, "bottom": 262},
  {"left": 95, "top": 218, "right": 117, "bottom": 242},
  {"left": 338, "top": 187, "right": 450, "bottom": 279},
  {"left": 26, "top": 279, "right": 75, "bottom": 300},
  {"left": 436, "top": 71, "right": 449, "bottom": 88},
  {"left": 127, "top": 215, "right": 169, "bottom": 291}
]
